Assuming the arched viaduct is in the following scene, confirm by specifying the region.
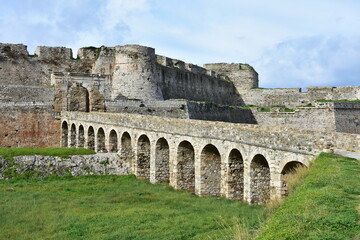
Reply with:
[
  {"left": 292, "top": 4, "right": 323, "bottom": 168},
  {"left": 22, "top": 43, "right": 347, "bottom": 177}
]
[{"left": 61, "top": 111, "right": 329, "bottom": 204}]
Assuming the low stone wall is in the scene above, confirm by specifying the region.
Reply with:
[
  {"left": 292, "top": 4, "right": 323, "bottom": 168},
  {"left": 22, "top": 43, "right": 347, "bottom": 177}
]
[{"left": 0, "top": 153, "right": 131, "bottom": 180}]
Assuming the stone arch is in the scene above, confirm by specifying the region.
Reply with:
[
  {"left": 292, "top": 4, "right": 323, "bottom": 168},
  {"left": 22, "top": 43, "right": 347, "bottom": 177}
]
[
  {"left": 68, "top": 84, "right": 89, "bottom": 112},
  {"left": 281, "top": 161, "right": 307, "bottom": 197},
  {"left": 121, "top": 132, "right": 133, "bottom": 164},
  {"left": 109, "top": 129, "right": 118, "bottom": 153},
  {"left": 137, "top": 134, "right": 151, "bottom": 179},
  {"left": 155, "top": 138, "right": 170, "bottom": 183},
  {"left": 176, "top": 141, "right": 195, "bottom": 191},
  {"left": 70, "top": 124, "right": 77, "bottom": 148},
  {"left": 250, "top": 154, "right": 270, "bottom": 205},
  {"left": 97, "top": 127, "right": 107, "bottom": 152},
  {"left": 78, "top": 125, "right": 85, "bottom": 148},
  {"left": 61, "top": 121, "right": 68, "bottom": 147},
  {"left": 227, "top": 149, "right": 244, "bottom": 200},
  {"left": 87, "top": 126, "right": 95, "bottom": 150},
  {"left": 200, "top": 144, "right": 221, "bottom": 196}
]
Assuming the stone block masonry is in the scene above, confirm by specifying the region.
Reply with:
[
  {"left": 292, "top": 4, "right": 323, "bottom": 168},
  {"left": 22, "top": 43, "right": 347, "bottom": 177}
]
[
  {"left": 0, "top": 105, "right": 60, "bottom": 148},
  {"left": 0, "top": 153, "right": 131, "bottom": 180}
]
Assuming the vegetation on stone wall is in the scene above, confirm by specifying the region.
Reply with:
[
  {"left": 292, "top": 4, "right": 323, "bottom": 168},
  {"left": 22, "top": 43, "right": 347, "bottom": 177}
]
[
  {"left": 0, "top": 148, "right": 96, "bottom": 179},
  {"left": 256, "top": 153, "right": 360, "bottom": 240},
  {"left": 0, "top": 147, "right": 95, "bottom": 159}
]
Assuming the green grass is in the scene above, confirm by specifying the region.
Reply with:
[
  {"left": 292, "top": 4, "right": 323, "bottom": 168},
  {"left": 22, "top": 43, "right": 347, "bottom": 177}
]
[
  {"left": 0, "top": 175, "right": 265, "bottom": 240},
  {"left": 256, "top": 153, "right": 360, "bottom": 240},
  {"left": 0, "top": 147, "right": 95, "bottom": 159}
]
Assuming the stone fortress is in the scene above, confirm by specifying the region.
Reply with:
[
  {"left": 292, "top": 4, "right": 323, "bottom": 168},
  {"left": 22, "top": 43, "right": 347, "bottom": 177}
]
[{"left": 0, "top": 43, "right": 359, "bottom": 204}]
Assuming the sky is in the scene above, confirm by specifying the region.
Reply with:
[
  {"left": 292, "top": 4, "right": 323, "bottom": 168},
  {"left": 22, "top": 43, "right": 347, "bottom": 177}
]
[{"left": 0, "top": 0, "right": 359, "bottom": 88}]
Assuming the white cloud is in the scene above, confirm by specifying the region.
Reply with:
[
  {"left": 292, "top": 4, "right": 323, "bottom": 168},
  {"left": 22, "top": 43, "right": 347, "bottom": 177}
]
[
  {"left": 254, "top": 36, "right": 360, "bottom": 88},
  {"left": 0, "top": 0, "right": 359, "bottom": 86}
]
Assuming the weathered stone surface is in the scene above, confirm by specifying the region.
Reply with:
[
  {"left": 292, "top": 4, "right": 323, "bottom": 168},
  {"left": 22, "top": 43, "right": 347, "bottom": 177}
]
[{"left": 0, "top": 153, "right": 131, "bottom": 180}]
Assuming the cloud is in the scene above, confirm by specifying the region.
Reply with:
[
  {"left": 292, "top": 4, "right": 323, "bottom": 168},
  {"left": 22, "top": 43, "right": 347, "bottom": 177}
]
[
  {"left": 0, "top": 0, "right": 359, "bottom": 87},
  {"left": 254, "top": 35, "right": 360, "bottom": 88}
]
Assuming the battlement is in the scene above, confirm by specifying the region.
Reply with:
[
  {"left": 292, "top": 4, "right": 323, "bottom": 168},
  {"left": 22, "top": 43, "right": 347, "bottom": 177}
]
[
  {"left": 35, "top": 46, "right": 73, "bottom": 59},
  {"left": 0, "top": 43, "right": 29, "bottom": 58}
]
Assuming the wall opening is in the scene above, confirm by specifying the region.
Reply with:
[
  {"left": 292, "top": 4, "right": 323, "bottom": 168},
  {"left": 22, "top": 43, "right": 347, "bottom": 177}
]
[
  {"left": 137, "top": 135, "right": 150, "bottom": 179},
  {"left": 70, "top": 124, "right": 77, "bottom": 148},
  {"left": 227, "top": 149, "right": 244, "bottom": 200},
  {"left": 78, "top": 125, "right": 85, "bottom": 148},
  {"left": 250, "top": 154, "right": 270, "bottom": 205},
  {"left": 97, "top": 127, "right": 107, "bottom": 152},
  {"left": 121, "top": 132, "right": 133, "bottom": 165},
  {"left": 176, "top": 141, "right": 195, "bottom": 191},
  {"left": 61, "top": 121, "right": 68, "bottom": 147},
  {"left": 87, "top": 126, "right": 95, "bottom": 150},
  {"left": 68, "top": 85, "right": 90, "bottom": 112},
  {"left": 155, "top": 138, "right": 170, "bottom": 183},
  {"left": 109, "top": 129, "right": 118, "bottom": 153},
  {"left": 281, "top": 161, "right": 307, "bottom": 197},
  {"left": 200, "top": 144, "right": 221, "bottom": 196}
]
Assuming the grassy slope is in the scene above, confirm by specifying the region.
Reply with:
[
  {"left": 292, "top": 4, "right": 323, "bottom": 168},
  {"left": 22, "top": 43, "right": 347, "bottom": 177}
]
[
  {"left": 0, "top": 147, "right": 96, "bottom": 159},
  {"left": 257, "top": 153, "right": 360, "bottom": 240},
  {"left": 0, "top": 175, "right": 265, "bottom": 240}
]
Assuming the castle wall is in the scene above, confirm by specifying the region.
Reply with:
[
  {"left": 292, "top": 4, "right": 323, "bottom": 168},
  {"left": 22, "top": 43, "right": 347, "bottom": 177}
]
[
  {"left": 111, "top": 45, "right": 164, "bottom": 101},
  {"left": 241, "top": 86, "right": 360, "bottom": 108},
  {"left": 203, "top": 63, "right": 259, "bottom": 94},
  {"left": 106, "top": 99, "right": 256, "bottom": 123},
  {"left": 0, "top": 43, "right": 95, "bottom": 86},
  {"left": 51, "top": 72, "right": 111, "bottom": 112},
  {"left": 252, "top": 102, "right": 360, "bottom": 134},
  {"left": 332, "top": 102, "right": 360, "bottom": 134},
  {"left": 0, "top": 104, "right": 60, "bottom": 148},
  {"left": 156, "top": 58, "right": 242, "bottom": 105},
  {"left": 0, "top": 85, "right": 55, "bottom": 102}
]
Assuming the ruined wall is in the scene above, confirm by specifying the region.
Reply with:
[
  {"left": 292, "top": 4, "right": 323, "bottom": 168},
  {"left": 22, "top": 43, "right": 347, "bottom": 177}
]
[
  {"left": 252, "top": 102, "right": 360, "bottom": 134},
  {"left": 0, "top": 85, "right": 55, "bottom": 102},
  {"left": 51, "top": 72, "right": 111, "bottom": 113},
  {"left": 0, "top": 43, "right": 95, "bottom": 86},
  {"left": 0, "top": 104, "right": 60, "bottom": 148},
  {"left": 156, "top": 58, "right": 243, "bottom": 105},
  {"left": 242, "top": 86, "right": 360, "bottom": 108},
  {"left": 204, "top": 63, "right": 259, "bottom": 95},
  {"left": 0, "top": 154, "right": 131, "bottom": 179}
]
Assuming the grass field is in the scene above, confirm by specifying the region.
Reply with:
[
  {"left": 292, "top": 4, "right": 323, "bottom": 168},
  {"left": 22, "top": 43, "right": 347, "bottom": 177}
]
[
  {"left": 0, "top": 151, "right": 359, "bottom": 239},
  {"left": 0, "top": 175, "right": 265, "bottom": 240},
  {"left": 256, "top": 153, "right": 360, "bottom": 240}
]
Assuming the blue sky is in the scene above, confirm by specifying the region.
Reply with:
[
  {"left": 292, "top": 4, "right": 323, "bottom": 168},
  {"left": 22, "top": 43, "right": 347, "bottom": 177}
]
[{"left": 0, "top": 0, "right": 359, "bottom": 88}]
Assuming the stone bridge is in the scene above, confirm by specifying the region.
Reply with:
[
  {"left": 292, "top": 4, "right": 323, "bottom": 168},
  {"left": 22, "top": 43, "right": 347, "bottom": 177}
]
[{"left": 61, "top": 111, "right": 335, "bottom": 204}]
